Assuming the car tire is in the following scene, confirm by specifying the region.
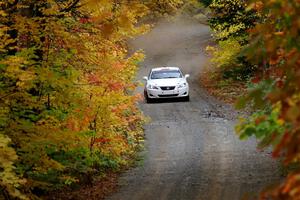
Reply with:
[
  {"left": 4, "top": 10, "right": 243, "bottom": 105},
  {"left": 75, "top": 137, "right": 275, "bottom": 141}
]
[
  {"left": 144, "top": 92, "right": 152, "bottom": 103},
  {"left": 184, "top": 95, "right": 190, "bottom": 102},
  {"left": 145, "top": 96, "right": 151, "bottom": 103}
]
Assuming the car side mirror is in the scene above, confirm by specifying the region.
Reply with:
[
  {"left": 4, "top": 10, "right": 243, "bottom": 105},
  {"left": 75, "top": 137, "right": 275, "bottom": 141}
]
[
  {"left": 143, "top": 76, "right": 148, "bottom": 81},
  {"left": 185, "top": 74, "right": 190, "bottom": 78}
]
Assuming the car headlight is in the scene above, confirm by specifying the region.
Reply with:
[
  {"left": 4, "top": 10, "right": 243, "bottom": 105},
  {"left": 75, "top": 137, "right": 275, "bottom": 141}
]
[
  {"left": 178, "top": 82, "right": 187, "bottom": 88},
  {"left": 147, "top": 84, "right": 159, "bottom": 90}
]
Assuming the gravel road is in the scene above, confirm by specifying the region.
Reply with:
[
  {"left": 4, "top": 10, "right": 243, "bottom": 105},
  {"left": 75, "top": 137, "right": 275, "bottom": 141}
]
[{"left": 107, "top": 16, "right": 280, "bottom": 200}]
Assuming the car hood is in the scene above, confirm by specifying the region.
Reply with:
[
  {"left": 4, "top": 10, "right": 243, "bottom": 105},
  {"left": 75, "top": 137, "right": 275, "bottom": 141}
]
[{"left": 147, "top": 78, "right": 186, "bottom": 86}]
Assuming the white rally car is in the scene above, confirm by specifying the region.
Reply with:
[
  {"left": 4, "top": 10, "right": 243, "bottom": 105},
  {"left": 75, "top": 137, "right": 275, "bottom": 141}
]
[{"left": 143, "top": 67, "right": 190, "bottom": 103}]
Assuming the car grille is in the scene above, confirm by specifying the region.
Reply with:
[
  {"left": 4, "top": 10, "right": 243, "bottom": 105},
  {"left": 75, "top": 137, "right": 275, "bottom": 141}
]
[
  {"left": 158, "top": 94, "right": 179, "bottom": 97},
  {"left": 160, "top": 86, "right": 175, "bottom": 90}
]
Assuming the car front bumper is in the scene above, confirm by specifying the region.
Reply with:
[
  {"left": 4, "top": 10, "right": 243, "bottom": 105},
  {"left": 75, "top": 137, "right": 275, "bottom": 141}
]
[{"left": 145, "top": 87, "right": 189, "bottom": 99}]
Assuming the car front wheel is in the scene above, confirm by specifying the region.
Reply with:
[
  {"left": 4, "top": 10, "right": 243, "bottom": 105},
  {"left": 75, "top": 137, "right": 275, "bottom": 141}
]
[
  {"left": 184, "top": 95, "right": 190, "bottom": 102},
  {"left": 144, "top": 91, "right": 152, "bottom": 103}
]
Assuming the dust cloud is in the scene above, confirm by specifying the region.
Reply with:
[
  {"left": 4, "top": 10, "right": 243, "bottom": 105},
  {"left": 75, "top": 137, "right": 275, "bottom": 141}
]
[{"left": 130, "top": 15, "right": 211, "bottom": 77}]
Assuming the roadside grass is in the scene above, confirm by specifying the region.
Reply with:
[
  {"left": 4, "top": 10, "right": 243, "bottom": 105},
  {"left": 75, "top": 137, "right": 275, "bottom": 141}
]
[
  {"left": 44, "top": 171, "right": 119, "bottom": 200},
  {"left": 44, "top": 151, "right": 145, "bottom": 200},
  {"left": 199, "top": 62, "right": 247, "bottom": 105}
]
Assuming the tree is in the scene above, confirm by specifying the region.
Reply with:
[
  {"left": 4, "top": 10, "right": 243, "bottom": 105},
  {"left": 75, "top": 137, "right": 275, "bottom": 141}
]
[
  {"left": 0, "top": 0, "right": 148, "bottom": 198},
  {"left": 236, "top": 0, "right": 300, "bottom": 199},
  {"left": 0, "top": 0, "right": 192, "bottom": 198},
  {"left": 143, "top": 0, "right": 186, "bottom": 16},
  {"left": 209, "top": 0, "right": 257, "bottom": 41},
  {"left": 198, "top": 0, "right": 213, "bottom": 7},
  {"left": 207, "top": 0, "right": 259, "bottom": 81}
]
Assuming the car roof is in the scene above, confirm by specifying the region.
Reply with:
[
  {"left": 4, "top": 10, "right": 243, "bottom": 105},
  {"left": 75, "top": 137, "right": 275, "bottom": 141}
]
[{"left": 151, "top": 67, "right": 180, "bottom": 71}]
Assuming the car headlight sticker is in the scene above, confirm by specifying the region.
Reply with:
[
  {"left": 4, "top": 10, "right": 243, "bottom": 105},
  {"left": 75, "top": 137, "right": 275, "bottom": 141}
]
[
  {"left": 148, "top": 84, "right": 159, "bottom": 90},
  {"left": 178, "top": 82, "right": 187, "bottom": 88}
]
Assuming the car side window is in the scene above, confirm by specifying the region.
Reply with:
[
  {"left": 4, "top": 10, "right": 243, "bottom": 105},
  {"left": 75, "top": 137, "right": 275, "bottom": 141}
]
[{"left": 148, "top": 70, "right": 152, "bottom": 80}]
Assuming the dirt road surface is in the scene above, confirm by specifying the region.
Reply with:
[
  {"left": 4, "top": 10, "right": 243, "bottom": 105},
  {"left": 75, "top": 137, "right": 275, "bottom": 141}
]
[{"left": 107, "top": 16, "right": 280, "bottom": 200}]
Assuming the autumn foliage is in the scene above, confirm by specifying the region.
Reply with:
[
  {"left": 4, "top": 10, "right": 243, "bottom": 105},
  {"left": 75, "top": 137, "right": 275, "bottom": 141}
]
[
  {"left": 0, "top": 0, "right": 152, "bottom": 199},
  {"left": 0, "top": 0, "right": 192, "bottom": 198},
  {"left": 206, "top": 0, "right": 258, "bottom": 82},
  {"left": 207, "top": 0, "right": 300, "bottom": 198},
  {"left": 240, "top": 0, "right": 300, "bottom": 199}
]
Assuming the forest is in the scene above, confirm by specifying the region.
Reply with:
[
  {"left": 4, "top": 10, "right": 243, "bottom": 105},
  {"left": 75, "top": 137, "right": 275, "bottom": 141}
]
[
  {"left": 0, "top": 0, "right": 196, "bottom": 199},
  {"left": 1, "top": 0, "right": 300, "bottom": 199}
]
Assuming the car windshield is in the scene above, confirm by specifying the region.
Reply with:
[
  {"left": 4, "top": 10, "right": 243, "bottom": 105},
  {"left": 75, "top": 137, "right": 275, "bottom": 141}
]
[{"left": 150, "top": 70, "right": 182, "bottom": 79}]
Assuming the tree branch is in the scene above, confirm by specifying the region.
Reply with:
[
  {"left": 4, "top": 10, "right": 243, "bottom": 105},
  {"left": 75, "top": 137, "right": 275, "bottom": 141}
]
[
  {"left": 2, "top": 0, "right": 19, "bottom": 11},
  {"left": 60, "top": 0, "right": 81, "bottom": 13}
]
